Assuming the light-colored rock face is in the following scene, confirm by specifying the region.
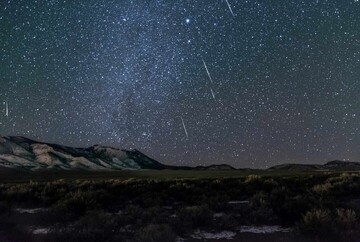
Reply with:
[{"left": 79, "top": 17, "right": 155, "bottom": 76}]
[
  {"left": 31, "top": 144, "right": 54, "bottom": 156},
  {"left": 0, "top": 154, "right": 35, "bottom": 167},
  {"left": 108, "top": 157, "right": 141, "bottom": 170},
  {"left": 0, "top": 137, "right": 33, "bottom": 157},
  {"left": 70, "top": 156, "right": 106, "bottom": 170},
  {"left": 31, "top": 144, "right": 58, "bottom": 166},
  {"left": 11, "top": 144, "right": 33, "bottom": 157}
]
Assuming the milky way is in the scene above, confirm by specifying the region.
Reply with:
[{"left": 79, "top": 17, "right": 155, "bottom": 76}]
[{"left": 1, "top": 0, "right": 360, "bottom": 168}]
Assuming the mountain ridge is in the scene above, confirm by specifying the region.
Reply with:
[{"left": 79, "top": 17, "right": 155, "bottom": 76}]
[
  {"left": 0, "top": 136, "right": 358, "bottom": 171},
  {"left": 0, "top": 136, "right": 236, "bottom": 171},
  {"left": 268, "top": 160, "right": 360, "bottom": 171}
]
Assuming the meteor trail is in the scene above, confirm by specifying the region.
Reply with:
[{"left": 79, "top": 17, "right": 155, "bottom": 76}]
[
  {"left": 4, "top": 102, "right": 8, "bottom": 117},
  {"left": 202, "top": 59, "right": 214, "bottom": 84},
  {"left": 225, "top": 0, "right": 235, "bottom": 16},
  {"left": 210, "top": 87, "right": 216, "bottom": 100},
  {"left": 180, "top": 117, "right": 189, "bottom": 138}
]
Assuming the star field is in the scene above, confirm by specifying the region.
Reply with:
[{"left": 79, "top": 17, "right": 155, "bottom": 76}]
[{"left": 1, "top": 0, "right": 360, "bottom": 168}]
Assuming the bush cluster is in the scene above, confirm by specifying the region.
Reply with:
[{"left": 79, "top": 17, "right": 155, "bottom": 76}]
[{"left": 0, "top": 172, "right": 359, "bottom": 241}]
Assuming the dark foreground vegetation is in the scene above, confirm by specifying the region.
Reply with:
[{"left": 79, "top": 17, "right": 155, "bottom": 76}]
[{"left": 1, "top": 171, "right": 360, "bottom": 241}]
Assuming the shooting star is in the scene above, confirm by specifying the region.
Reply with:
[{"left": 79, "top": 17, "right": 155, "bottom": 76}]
[
  {"left": 4, "top": 101, "right": 8, "bottom": 117},
  {"left": 225, "top": 0, "right": 235, "bottom": 16},
  {"left": 202, "top": 59, "right": 214, "bottom": 84},
  {"left": 210, "top": 87, "right": 216, "bottom": 100},
  {"left": 180, "top": 117, "right": 189, "bottom": 138}
]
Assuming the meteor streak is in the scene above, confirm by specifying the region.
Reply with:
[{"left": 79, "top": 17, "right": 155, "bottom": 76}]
[
  {"left": 202, "top": 59, "right": 214, "bottom": 84},
  {"left": 225, "top": 0, "right": 235, "bottom": 16},
  {"left": 4, "top": 102, "right": 8, "bottom": 117},
  {"left": 181, "top": 117, "right": 189, "bottom": 138},
  {"left": 210, "top": 87, "right": 216, "bottom": 100}
]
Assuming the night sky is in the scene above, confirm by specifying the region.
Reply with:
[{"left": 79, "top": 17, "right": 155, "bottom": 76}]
[{"left": 1, "top": 0, "right": 360, "bottom": 168}]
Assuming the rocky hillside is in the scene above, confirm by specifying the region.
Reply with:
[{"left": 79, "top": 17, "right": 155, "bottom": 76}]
[
  {"left": 0, "top": 136, "right": 236, "bottom": 171},
  {"left": 0, "top": 136, "right": 171, "bottom": 171}
]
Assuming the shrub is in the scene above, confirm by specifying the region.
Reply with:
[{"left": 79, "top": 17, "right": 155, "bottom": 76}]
[
  {"left": 203, "top": 194, "right": 229, "bottom": 211},
  {"left": 335, "top": 208, "right": 357, "bottom": 230},
  {"left": 75, "top": 210, "right": 116, "bottom": 232},
  {"left": 215, "top": 214, "right": 238, "bottom": 229},
  {"left": 262, "top": 178, "right": 279, "bottom": 192},
  {"left": 174, "top": 205, "right": 213, "bottom": 233},
  {"left": 296, "top": 208, "right": 358, "bottom": 237},
  {"left": 49, "top": 189, "right": 106, "bottom": 223},
  {"left": 295, "top": 209, "right": 332, "bottom": 236},
  {"left": 250, "top": 191, "right": 268, "bottom": 208},
  {"left": 270, "top": 188, "right": 316, "bottom": 225},
  {"left": 245, "top": 175, "right": 262, "bottom": 184},
  {"left": 135, "top": 224, "right": 177, "bottom": 242},
  {"left": 312, "top": 182, "right": 333, "bottom": 196},
  {"left": 123, "top": 205, "right": 144, "bottom": 225}
]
